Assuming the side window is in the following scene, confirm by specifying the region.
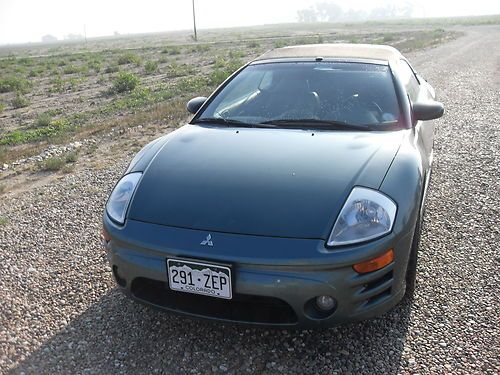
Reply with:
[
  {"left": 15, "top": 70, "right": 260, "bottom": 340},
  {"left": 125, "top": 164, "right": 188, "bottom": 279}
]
[{"left": 398, "top": 60, "right": 420, "bottom": 102}]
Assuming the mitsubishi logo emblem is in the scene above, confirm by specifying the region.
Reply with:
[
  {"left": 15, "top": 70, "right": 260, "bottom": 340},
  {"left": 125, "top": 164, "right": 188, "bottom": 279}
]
[{"left": 200, "top": 234, "right": 214, "bottom": 246}]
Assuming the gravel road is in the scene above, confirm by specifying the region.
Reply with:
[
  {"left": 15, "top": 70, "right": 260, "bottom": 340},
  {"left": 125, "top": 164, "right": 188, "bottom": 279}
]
[{"left": 1, "top": 25, "right": 499, "bottom": 375}]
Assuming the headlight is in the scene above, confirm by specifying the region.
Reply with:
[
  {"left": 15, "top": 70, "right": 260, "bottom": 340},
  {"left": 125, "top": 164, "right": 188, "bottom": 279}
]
[
  {"left": 327, "top": 187, "right": 397, "bottom": 247},
  {"left": 106, "top": 172, "right": 142, "bottom": 224}
]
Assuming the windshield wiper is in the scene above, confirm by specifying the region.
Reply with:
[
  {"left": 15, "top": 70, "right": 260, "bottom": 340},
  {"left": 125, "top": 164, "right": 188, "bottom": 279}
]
[
  {"left": 192, "top": 117, "right": 255, "bottom": 127},
  {"left": 259, "top": 118, "right": 373, "bottom": 131},
  {"left": 192, "top": 117, "right": 370, "bottom": 130}
]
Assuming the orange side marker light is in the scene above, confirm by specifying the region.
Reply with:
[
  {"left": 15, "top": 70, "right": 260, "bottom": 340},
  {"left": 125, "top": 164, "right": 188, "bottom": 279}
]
[{"left": 353, "top": 249, "right": 394, "bottom": 274}]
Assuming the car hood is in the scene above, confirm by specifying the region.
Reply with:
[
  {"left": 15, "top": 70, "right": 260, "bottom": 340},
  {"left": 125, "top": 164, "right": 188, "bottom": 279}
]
[{"left": 128, "top": 125, "right": 404, "bottom": 239}]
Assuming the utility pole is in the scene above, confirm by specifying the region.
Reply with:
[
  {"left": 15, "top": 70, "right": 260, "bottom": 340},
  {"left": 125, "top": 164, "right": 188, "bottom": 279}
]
[
  {"left": 84, "top": 24, "right": 87, "bottom": 47},
  {"left": 192, "top": 0, "right": 197, "bottom": 42}
]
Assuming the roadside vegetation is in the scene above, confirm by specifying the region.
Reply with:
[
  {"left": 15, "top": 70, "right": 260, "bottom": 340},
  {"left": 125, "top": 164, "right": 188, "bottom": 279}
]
[
  {"left": 144, "top": 60, "right": 159, "bottom": 75},
  {"left": 117, "top": 52, "right": 142, "bottom": 66},
  {"left": 112, "top": 71, "right": 140, "bottom": 93},
  {"left": 11, "top": 94, "right": 30, "bottom": 109},
  {"left": 0, "top": 76, "right": 31, "bottom": 93},
  {"left": 38, "top": 151, "right": 78, "bottom": 172}
]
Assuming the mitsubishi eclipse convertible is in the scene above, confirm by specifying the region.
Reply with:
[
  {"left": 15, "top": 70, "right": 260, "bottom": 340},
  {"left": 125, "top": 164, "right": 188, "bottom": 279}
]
[{"left": 102, "top": 44, "right": 444, "bottom": 328}]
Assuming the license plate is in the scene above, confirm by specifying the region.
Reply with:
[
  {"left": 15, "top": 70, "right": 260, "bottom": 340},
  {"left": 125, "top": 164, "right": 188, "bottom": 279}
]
[{"left": 167, "top": 259, "right": 232, "bottom": 299}]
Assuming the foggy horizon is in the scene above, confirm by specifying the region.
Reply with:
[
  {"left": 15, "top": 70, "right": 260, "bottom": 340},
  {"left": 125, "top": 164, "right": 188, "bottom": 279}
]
[{"left": 1, "top": 0, "right": 499, "bottom": 46}]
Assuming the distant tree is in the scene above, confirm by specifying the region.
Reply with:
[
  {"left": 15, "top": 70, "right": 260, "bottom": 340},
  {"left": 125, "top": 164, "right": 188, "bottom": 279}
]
[
  {"left": 370, "top": 5, "right": 396, "bottom": 19},
  {"left": 297, "top": 8, "right": 318, "bottom": 23},
  {"left": 399, "top": 2, "right": 415, "bottom": 18},
  {"left": 369, "top": 3, "right": 414, "bottom": 19},
  {"left": 297, "top": 2, "right": 344, "bottom": 23},
  {"left": 41, "top": 34, "right": 57, "bottom": 43},
  {"left": 316, "top": 2, "right": 344, "bottom": 22},
  {"left": 297, "top": 1, "right": 415, "bottom": 23},
  {"left": 343, "top": 9, "right": 368, "bottom": 22}
]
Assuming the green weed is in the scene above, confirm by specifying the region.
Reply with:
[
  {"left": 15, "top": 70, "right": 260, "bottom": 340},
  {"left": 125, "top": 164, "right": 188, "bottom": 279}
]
[
  {"left": 117, "top": 52, "right": 142, "bottom": 65},
  {"left": 382, "top": 33, "right": 397, "bottom": 43},
  {"left": 144, "top": 60, "right": 159, "bottom": 75},
  {"left": 28, "top": 67, "right": 44, "bottom": 77},
  {"left": 65, "top": 151, "right": 78, "bottom": 163},
  {"left": 161, "top": 46, "right": 181, "bottom": 55},
  {"left": 0, "top": 118, "right": 71, "bottom": 145},
  {"left": 49, "top": 76, "right": 65, "bottom": 93},
  {"left": 11, "top": 94, "right": 30, "bottom": 109},
  {"left": 36, "top": 113, "right": 52, "bottom": 127},
  {"left": 17, "top": 57, "right": 33, "bottom": 66},
  {"left": 48, "top": 76, "right": 84, "bottom": 93},
  {"left": 209, "top": 58, "right": 242, "bottom": 86},
  {"left": 274, "top": 39, "right": 287, "bottom": 48},
  {"left": 247, "top": 40, "right": 260, "bottom": 48},
  {"left": 105, "top": 65, "right": 120, "bottom": 74},
  {"left": 39, "top": 156, "right": 66, "bottom": 171},
  {"left": 209, "top": 70, "right": 229, "bottom": 86},
  {"left": 190, "top": 44, "right": 211, "bottom": 53},
  {"left": 88, "top": 59, "right": 102, "bottom": 72},
  {"left": 175, "top": 76, "right": 209, "bottom": 94},
  {"left": 167, "top": 62, "right": 194, "bottom": 77},
  {"left": 0, "top": 76, "right": 31, "bottom": 93},
  {"left": 63, "top": 64, "right": 80, "bottom": 74},
  {"left": 13, "top": 66, "right": 27, "bottom": 74},
  {"left": 229, "top": 50, "right": 245, "bottom": 59},
  {"left": 112, "top": 71, "right": 140, "bottom": 93}
]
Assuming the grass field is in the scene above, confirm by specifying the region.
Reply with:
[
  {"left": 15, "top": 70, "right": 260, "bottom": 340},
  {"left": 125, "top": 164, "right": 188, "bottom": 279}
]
[{"left": 0, "top": 15, "right": 497, "bottom": 167}]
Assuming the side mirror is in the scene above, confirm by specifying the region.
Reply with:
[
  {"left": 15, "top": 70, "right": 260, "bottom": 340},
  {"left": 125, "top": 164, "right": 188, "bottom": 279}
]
[
  {"left": 187, "top": 97, "right": 207, "bottom": 114},
  {"left": 413, "top": 100, "right": 444, "bottom": 121}
]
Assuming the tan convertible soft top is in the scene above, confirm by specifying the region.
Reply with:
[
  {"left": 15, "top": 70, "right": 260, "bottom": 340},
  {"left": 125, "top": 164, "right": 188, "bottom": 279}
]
[{"left": 254, "top": 43, "right": 402, "bottom": 62}]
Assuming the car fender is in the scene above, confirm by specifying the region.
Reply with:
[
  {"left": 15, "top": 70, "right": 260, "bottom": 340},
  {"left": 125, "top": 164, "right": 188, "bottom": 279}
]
[{"left": 379, "top": 137, "right": 425, "bottom": 245}]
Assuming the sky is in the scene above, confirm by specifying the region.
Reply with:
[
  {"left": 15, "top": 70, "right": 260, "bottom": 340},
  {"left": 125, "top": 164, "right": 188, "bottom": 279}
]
[{"left": 0, "top": 0, "right": 499, "bottom": 45}]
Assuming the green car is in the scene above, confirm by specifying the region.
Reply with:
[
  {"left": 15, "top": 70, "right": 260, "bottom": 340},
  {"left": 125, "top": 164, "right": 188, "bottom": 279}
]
[{"left": 102, "top": 44, "right": 444, "bottom": 328}]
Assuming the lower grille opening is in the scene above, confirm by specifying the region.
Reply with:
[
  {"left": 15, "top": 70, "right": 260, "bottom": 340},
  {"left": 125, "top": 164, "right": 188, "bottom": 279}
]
[
  {"left": 356, "top": 268, "right": 394, "bottom": 309},
  {"left": 131, "top": 277, "right": 298, "bottom": 325},
  {"left": 366, "top": 288, "right": 392, "bottom": 305},
  {"left": 363, "top": 270, "right": 393, "bottom": 293}
]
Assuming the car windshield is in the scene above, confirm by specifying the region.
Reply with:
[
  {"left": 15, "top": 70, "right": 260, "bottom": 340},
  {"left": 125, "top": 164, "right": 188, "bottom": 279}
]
[{"left": 195, "top": 61, "right": 402, "bottom": 130}]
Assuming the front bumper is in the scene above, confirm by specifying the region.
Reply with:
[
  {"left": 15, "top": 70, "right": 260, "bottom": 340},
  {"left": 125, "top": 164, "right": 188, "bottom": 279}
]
[{"left": 103, "top": 218, "right": 414, "bottom": 328}]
